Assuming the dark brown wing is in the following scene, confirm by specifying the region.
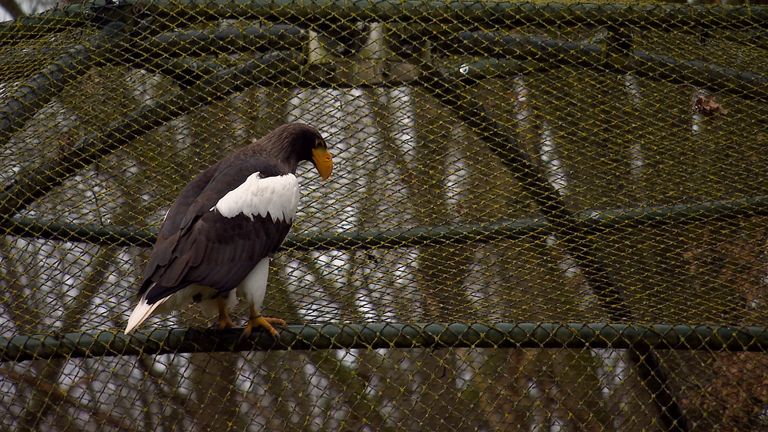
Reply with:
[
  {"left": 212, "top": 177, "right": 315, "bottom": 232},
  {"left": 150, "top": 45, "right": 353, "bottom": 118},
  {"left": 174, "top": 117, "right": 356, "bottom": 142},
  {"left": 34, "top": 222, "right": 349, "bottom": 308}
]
[
  {"left": 138, "top": 157, "right": 294, "bottom": 304},
  {"left": 139, "top": 160, "right": 221, "bottom": 289}
]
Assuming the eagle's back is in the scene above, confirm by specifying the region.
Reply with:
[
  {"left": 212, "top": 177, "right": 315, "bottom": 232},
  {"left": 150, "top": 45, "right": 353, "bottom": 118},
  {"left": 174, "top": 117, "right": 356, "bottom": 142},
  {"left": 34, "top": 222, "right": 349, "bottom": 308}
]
[{"left": 139, "top": 156, "right": 297, "bottom": 305}]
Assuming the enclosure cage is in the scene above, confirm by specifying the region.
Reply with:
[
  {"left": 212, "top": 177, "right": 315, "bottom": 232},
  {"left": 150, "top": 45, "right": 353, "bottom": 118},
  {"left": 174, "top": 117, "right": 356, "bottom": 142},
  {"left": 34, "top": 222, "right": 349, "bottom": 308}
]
[{"left": 0, "top": 0, "right": 767, "bottom": 431}]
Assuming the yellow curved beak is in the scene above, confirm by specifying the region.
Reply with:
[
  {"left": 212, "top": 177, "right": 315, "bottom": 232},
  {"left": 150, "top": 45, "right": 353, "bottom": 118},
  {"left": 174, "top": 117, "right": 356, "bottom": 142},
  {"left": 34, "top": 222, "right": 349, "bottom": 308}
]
[{"left": 312, "top": 148, "right": 333, "bottom": 180}]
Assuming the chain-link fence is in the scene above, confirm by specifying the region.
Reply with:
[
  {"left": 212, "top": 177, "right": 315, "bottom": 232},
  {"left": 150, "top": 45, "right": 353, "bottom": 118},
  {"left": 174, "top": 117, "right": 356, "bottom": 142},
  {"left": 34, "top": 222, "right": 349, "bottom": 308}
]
[{"left": 1, "top": 0, "right": 767, "bottom": 430}]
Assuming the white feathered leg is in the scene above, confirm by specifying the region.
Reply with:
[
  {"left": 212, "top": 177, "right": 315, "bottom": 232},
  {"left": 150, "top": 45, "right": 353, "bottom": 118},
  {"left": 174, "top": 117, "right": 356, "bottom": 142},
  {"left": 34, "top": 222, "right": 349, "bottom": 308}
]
[
  {"left": 237, "top": 257, "right": 285, "bottom": 337},
  {"left": 197, "top": 289, "right": 238, "bottom": 329}
]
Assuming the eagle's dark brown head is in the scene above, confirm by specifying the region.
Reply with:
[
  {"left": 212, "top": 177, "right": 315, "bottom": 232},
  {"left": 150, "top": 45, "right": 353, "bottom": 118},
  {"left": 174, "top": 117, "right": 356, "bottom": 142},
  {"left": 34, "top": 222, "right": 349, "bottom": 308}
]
[{"left": 250, "top": 123, "right": 333, "bottom": 180}]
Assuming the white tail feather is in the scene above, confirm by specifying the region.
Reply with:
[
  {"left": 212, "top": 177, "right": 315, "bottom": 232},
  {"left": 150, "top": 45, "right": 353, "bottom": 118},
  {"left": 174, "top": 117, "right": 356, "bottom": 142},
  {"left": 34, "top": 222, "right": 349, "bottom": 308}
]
[{"left": 124, "top": 296, "right": 169, "bottom": 334}]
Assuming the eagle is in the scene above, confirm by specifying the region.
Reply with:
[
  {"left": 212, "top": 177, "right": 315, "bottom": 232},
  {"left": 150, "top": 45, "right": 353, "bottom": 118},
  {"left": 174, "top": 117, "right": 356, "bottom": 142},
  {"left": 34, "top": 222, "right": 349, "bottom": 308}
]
[{"left": 124, "top": 123, "right": 333, "bottom": 337}]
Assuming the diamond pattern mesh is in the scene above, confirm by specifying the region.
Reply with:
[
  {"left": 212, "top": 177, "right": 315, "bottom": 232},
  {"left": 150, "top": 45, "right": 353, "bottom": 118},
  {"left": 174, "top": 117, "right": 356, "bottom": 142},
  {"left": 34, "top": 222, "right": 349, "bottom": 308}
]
[{"left": 0, "top": 1, "right": 767, "bottom": 431}]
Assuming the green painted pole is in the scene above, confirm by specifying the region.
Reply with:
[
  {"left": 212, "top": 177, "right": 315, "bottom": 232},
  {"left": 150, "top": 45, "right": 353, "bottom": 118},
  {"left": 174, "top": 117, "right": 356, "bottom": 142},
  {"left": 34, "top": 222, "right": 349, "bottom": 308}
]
[
  {"left": 2, "top": 323, "right": 766, "bottom": 362},
  {"left": 122, "top": 1, "right": 768, "bottom": 31},
  {"left": 2, "top": 1, "right": 765, "bottom": 43},
  {"left": 6, "top": 195, "right": 768, "bottom": 249}
]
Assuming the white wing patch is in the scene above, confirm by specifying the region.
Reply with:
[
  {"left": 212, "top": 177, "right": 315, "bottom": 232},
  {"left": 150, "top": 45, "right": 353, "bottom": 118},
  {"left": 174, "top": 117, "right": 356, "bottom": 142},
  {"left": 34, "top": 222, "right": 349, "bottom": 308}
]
[{"left": 212, "top": 173, "right": 300, "bottom": 223}]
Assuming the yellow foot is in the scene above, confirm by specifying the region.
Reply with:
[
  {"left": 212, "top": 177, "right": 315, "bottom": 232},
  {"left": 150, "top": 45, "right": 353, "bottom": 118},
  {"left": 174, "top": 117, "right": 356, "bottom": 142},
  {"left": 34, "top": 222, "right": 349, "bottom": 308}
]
[
  {"left": 243, "top": 316, "right": 286, "bottom": 338},
  {"left": 216, "top": 297, "right": 235, "bottom": 330},
  {"left": 217, "top": 316, "right": 235, "bottom": 330}
]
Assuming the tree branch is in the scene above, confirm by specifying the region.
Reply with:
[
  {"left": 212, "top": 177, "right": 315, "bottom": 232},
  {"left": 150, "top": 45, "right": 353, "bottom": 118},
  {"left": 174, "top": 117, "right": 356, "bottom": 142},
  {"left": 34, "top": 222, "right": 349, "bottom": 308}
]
[{"left": 0, "top": 0, "right": 24, "bottom": 18}]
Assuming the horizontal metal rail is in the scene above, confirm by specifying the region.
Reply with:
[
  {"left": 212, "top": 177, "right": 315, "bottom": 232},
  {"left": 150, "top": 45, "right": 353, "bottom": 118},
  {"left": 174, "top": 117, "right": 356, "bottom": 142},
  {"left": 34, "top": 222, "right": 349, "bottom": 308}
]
[
  {"left": 0, "top": 51, "right": 302, "bottom": 224},
  {"left": 2, "top": 322, "right": 766, "bottom": 362},
  {"left": 0, "top": 22, "right": 127, "bottom": 148},
  {"left": 123, "top": 1, "right": 768, "bottom": 30},
  {"left": 6, "top": 195, "right": 768, "bottom": 249},
  {"left": 1, "top": 1, "right": 765, "bottom": 44}
]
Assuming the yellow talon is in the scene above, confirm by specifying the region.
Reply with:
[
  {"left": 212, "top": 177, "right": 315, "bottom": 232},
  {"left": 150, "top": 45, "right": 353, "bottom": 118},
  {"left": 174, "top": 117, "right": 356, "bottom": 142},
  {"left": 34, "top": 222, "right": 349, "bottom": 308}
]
[
  {"left": 216, "top": 297, "right": 235, "bottom": 329},
  {"left": 217, "top": 316, "right": 235, "bottom": 330},
  {"left": 243, "top": 316, "right": 286, "bottom": 338}
]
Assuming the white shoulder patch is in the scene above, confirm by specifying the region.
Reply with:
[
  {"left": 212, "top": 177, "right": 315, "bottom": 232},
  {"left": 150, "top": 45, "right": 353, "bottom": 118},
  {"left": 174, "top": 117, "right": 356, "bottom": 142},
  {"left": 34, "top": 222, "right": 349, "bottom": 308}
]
[{"left": 212, "top": 173, "right": 300, "bottom": 223}]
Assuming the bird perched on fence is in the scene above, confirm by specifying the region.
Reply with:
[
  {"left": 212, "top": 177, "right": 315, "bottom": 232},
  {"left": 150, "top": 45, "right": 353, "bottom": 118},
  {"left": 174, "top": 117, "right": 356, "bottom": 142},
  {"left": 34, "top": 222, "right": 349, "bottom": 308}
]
[{"left": 124, "top": 123, "right": 333, "bottom": 336}]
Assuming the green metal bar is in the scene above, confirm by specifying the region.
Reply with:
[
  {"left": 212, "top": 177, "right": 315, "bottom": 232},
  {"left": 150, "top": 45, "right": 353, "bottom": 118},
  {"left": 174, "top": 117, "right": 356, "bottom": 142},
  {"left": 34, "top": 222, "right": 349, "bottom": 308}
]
[
  {"left": 0, "top": 22, "right": 127, "bottom": 148},
  {"left": 145, "top": 24, "right": 306, "bottom": 57},
  {"left": 0, "top": 51, "right": 302, "bottom": 225},
  {"left": 121, "top": 25, "right": 308, "bottom": 86},
  {"left": 2, "top": 323, "right": 766, "bottom": 362},
  {"left": 620, "top": 50, "right": 767, "bottom": 101},
  {"left": 0, "top": 46, "right": 67, "bottom": 82},
  {"left": 133, "top": 0, "right": 767, "bottom": 30},
  {"left": 421, "top": 57, "right": 689, "bottom": 432},
  {"left": 126, "top": 28, "right": 765, "bottom": 100},
  {"left": 6, "top": 195, "right": 768, "bottom": 249},
  {"left": 111, "top": 36, "right": 768, "bottom": 106},
  {"left": 0, "top": 0, "right": 134, "bottom": 44},
  {"left": 2, "top": 0, "right": 764, "bottom": 44},
  {"left": 0, "top": 10, "right": 88, "bottom": 44},
  {"left": 433, "top": 33, "right": 767, "bottom": 101},
  {"left": 129, "top": 56, "right": 227, "bottom": 87}
]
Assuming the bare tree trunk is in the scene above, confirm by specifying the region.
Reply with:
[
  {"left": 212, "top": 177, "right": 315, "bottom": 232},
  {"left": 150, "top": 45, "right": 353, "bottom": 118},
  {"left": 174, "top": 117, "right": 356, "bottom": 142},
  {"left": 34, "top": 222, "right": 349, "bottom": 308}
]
[
  {"left": 0, "top": 0, "right": 23, "bottom": 18},
  {"left": 17, "top": 247, "right": 117, "bottom": 432}
]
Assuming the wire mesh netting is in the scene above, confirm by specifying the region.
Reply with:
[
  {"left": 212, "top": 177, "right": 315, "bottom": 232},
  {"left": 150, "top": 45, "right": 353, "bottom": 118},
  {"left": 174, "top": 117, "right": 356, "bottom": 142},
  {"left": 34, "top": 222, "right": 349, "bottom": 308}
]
[{"left": 1, "top": 0, "right": 767, "bottom": 430}]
